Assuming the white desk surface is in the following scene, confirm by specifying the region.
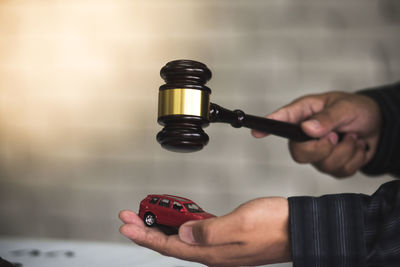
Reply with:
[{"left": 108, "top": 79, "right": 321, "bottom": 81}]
[
  {"left": 0, "top": 237, "right": 204, "bottom": 267},
  {"left": 0, "top": 237, "right": 291, "bottom": 267}
]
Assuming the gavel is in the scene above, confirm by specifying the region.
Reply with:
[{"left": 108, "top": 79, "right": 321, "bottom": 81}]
[{"left": 156, "top": 59, "right": 315, "bottom": 152}]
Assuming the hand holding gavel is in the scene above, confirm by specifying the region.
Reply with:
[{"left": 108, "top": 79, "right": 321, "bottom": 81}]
[{"left": 156, "top": 59, "right": 317, "bottom": 152}]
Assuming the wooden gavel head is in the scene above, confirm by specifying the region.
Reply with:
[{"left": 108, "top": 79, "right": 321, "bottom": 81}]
[{"left": 157, "top": 60, "right": 213, "bottom": 152}]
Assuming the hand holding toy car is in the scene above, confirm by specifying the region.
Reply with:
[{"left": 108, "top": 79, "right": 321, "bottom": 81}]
[{"left": 119, "top": 197, "right": 291, "bottom": 266}]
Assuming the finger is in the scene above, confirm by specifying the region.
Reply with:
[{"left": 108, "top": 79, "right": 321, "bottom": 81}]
[
  {"left": 340, "top": 140, "right": 368, "bottom": 177},
  {"left": 251, "top": 111, "right": 289, "bottom": 138},
  {"left": 251, "top": 95, "right": 324, "bottom": 138},
  {"left": 314, "top": 135, "right": 369, "bottom": 178},
  {"left": 119, "top": 210, "right": 144, "bottom": 226},
  {"left": 313, "top": 134, "right": 358, "bottom": 176},
  {"left": 251, "top": 128, "right": 269, "bottom": 138},
  {"left": 289, "top": 132, "right": 338, "bottom": 163},
  {"left": 271, "top": 95, "right": 325, "bottom": 124},
  {"left": 120, "top": 223, "right": 186, "bottom": 256},
  {"left": 179, "top": 214, "right": 243, "bottom": 246},
  {"left": 301, "top": 100, "right": 355, "bottom": 138},
  {"left": 120, "top": 223, "right": 174, "bottom": 249}
]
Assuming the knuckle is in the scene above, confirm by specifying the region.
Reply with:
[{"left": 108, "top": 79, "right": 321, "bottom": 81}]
[
  {"left": 327, "top": 91, "right": 348, "bottom": 101},
  {"left": 331, "top": 171, "right": 349, "bottom": 179},
  {"left": 326, "top": 165, "right": 357, "bottom": 179},
  {"left": 296, "top": 93, "right": 319, "bottom": 102},
  {"left": 341, "top": 164, "right": 358, "bottom": 177},
  {"left": 290, "top": 151, "right": 305, "bottom": 163},
  {"left": 300, "top": 144, "right": 314, "bottom": 155},
  {"left": 290, "top": 141, "right": 331, "bottom": 164},
  {"left": 337, "top": 97, "right": 353, "bottom": 108},
  {"left": 291, "top": 153, "right": 308, "bottom": 164},
  {"left": 289, "top": 143, "right": 310, "bottom": 163},
  {"left": 314, "top": 160, "right": 337, "bottom": 174}
]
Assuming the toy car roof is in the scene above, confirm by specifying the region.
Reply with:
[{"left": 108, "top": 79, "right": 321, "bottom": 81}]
[{"left": 147, "top": 194, "right": 193, "bottom": 203}]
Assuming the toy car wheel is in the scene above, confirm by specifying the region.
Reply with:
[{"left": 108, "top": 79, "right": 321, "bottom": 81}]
[{"left": 144, "top": 213, "right": 156, "bottom": 227}]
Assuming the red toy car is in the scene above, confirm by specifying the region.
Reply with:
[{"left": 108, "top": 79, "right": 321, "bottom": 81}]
[{"left": 139, "top": 194, "right": 215, "bottom": 228}]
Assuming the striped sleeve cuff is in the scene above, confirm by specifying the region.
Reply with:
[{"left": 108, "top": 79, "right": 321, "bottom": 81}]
[{"left": 288, "top": 194, "right": 366, "bottom": 267}]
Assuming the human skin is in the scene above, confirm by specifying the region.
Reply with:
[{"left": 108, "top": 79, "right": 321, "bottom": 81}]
[
  {"left": 252, "top": 92, "right": 382, "bottom": 178},
  {"left": 119, "top": 197, "right": 291, "bottom": 267}
]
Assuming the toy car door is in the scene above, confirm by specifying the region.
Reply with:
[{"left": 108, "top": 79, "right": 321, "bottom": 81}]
[
  {"left": 157, "top": 198, "right": 172, "bottom": 225},
  {"left": 171, "top": 201, "right": 186, "bottom": 226}
]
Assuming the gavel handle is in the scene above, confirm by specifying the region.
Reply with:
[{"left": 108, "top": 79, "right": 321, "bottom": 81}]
[{"left": 209, "top": 103, "right": 314, "bottom": 142}]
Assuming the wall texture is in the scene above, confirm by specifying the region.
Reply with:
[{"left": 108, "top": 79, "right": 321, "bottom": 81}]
[{"left": 0, "top": 0, "right": 399, "bottom": 264}]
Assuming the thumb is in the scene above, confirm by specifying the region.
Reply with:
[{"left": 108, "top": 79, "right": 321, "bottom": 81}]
[
  {"left": 301, "top": 101, "right": 352, "bottom": 138},
  {"left": 251, "top": 103, "right": 305, "bottom": 138},
  {"left": 179, "top": 216, "right": 238, "bottom": 245},
  {"left": 178, "top": 221, "right": 199, "bottom": 244}
]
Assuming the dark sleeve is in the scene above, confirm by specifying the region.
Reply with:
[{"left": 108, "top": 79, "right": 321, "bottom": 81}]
[
  {"left": 358, "top": 81, "right": 400, "bottom": 177},
  {"left": 289, "top": 180, "right": 400, "bottom": 267}
]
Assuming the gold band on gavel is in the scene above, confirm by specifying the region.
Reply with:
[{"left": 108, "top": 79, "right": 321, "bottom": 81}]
[{"left": 158, "top": 88, "right": 210, "bottom": 119}]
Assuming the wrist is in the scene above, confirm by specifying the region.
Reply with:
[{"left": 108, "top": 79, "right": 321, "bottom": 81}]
[
  {"left": 357, "top": 93, "right": 382, "bottom": 165},
  {"left": 358, "top": 83, "right": 400, "bottom": 176},
  {"left": 270, "top": 197, "right": 291, "bottom": 262}
]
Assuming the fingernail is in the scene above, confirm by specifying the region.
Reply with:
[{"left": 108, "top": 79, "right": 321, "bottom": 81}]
[
  {"left": 328, "top": 133, "right": 338, "bottom": 145},
  {"left": 303, "top": 119, "right": 321, "bottom": 130},
  {"left": 252, "top": 130, "right": 268, "bottom": 138},
  {"left": 179, "top": 225, "right": 196, "bottom": 244}
]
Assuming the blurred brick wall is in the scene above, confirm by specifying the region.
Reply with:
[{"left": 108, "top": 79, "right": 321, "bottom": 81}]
[{"left": 0, "top": 0, "right": 399, "bottom": 253}]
